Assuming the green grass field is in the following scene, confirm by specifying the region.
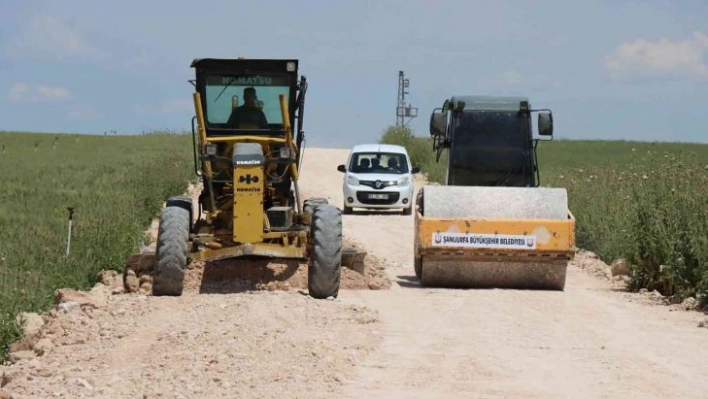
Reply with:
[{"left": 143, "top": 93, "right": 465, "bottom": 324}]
[
  {"left": 0, "top": 131, "right": 196, "bottom": 362},
  {"left": 380, "top": 126, "right": 708, "bottom": 304}
]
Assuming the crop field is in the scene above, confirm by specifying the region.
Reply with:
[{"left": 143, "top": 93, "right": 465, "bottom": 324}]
[
  {"left": 381, "top": 127, "right": 708, "bottom": 303},
  {"left": 0, "top": 131, "right": 196, "bottom": 361}
]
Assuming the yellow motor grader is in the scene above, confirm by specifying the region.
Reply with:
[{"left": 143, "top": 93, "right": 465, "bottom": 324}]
[{"left": 152, "top": 57, "right": 341, "bottom": 299}]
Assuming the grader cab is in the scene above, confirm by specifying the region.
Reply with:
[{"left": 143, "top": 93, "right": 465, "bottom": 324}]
[{"left": 151, "top": 58, "right": 342, "bottom": 299}]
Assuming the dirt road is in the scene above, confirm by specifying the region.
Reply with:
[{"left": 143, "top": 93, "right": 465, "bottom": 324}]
[
  {"left": 299, "top": 148, "right": 708, "bottom": 398},
  {"left": 2, "top": 147, "right": 708, "bottom": 398}
]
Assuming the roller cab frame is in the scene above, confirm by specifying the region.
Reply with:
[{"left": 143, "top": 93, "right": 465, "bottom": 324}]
[
  {"left": 414, "top": 96, "right": 576, "bottom": 290},
  {"left": 151, "top": 57, "right": 342, "bottom": 299}
]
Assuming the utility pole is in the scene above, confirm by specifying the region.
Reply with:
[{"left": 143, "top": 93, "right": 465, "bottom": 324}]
[{"left": 396, "top": 70, "right": 418, "bottom": 127}]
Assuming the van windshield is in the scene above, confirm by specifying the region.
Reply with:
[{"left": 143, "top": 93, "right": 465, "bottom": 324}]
[{"left": 349, "top": 152, "right": 409, "bottom": 174}]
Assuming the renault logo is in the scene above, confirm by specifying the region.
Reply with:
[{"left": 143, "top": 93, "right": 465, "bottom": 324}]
[
  {"left": 375, "top": 180, "right": 383, "bottom": 189},
  {"left": 239, "top": 174, "right": 259, "bottom": 184}
]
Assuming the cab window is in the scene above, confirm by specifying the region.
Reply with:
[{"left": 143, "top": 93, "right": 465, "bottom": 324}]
[{"left": 203, "top": 74, "right": 292, "bottom": 126}]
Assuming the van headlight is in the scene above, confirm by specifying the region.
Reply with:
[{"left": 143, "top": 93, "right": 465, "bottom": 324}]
[
  {"left": 397, "top": 176, "right": 410, "bottom": 186},
  {"left": 347, "top": 176, "right": 359, "bottom": 186}
]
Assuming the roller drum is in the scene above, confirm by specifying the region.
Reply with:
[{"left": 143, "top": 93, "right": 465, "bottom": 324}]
[
  {"left": 419, "top": 185, "right": 571, "bottom": 290},
  {"left": 420, "top": 258, "right": 568, "bottom": 290},
  {"left": 423, "top": 186, "right": 569, "bottom": 220}
]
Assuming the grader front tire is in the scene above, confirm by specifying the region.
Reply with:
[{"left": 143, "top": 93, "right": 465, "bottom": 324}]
[
  {"left": 308, "top": 204, "right": 342, "bottom": 299},
  {"left": 152, "top": 206, "right": 190, "bottom": 296}
]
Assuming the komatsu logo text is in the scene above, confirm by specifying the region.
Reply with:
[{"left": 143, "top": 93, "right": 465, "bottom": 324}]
[{"left": 221, "top": 76, "right": 272, "bottom": 85}]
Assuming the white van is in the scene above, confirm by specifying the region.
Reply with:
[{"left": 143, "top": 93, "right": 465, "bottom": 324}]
[{"left": 337, "top": 144, "right": 420, "bottom": 215}]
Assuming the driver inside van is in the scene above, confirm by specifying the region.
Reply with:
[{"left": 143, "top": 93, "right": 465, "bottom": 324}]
[{"left": 371, "top": 158, "right": 381, "bottom": 170}]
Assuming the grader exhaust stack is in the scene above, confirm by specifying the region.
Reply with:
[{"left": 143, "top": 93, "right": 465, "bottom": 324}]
[{"left": 414, "top": 96, "right": 576, "bottom": 290}]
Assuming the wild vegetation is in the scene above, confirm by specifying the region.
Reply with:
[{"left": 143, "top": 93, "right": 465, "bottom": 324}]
[
  {"left": 0, "top": 131, "right": 196, "bottom": 362},
  {"left": 380, "top": 126, "right": 708, "bottom": 303}
]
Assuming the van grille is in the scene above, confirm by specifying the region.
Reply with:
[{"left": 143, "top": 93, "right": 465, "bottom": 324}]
[
  {"left": 359, "top": 180, "right": 396, "bottom": 190},
  {"left": 356, "top": 191, "right": 400, "bottom": 205}
]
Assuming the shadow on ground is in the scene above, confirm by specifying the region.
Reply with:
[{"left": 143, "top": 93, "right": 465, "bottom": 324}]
[{"left": 395, "top": 275, "right": 423, "bottom": 289}]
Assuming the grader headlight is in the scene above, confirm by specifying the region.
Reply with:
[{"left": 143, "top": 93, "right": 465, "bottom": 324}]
[
  {"left": 203, "top": 143, "right": 218, "bottom": 156},
  {"left": 279, "top": 146, "right": 291, "bottom": 159}
]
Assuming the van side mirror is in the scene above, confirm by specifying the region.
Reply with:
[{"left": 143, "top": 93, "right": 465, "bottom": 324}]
[
  {"left": 337, "top": 164, "right": 346, "bottom": 173},
  {"left": 538, "top": 112, "right": 553, "bottom": 136},
  {"left": 411, "top": 166, "right": 420, "bottom": 174}
]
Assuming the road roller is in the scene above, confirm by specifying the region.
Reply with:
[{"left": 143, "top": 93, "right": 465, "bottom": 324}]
[{"left": 414, "top": 95, "right": 576, "bottom": 290}]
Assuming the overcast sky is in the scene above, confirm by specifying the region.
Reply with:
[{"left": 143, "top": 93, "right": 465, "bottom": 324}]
[{"left": 1, "top": 0, "right": 707, "bottom": 147}]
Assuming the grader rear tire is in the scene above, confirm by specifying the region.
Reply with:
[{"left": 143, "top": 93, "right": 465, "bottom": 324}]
[
  {"left": 152, "top": 206, "right": 189, "bottom": 296},
  {"left": 308, "top": 204, "right": 342, "bottom": 299},
  {"left": 415, "top": 188, "right": 424, "bottom": 215}
]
